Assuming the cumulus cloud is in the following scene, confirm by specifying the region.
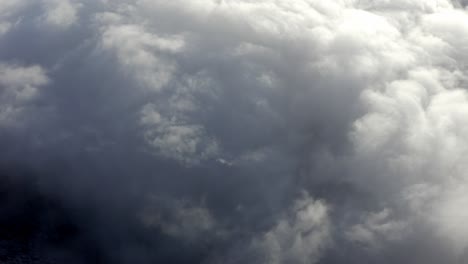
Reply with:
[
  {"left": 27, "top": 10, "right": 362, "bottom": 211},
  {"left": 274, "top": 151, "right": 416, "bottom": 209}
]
[
  {"left": 2, "top": 0, "right": 468, "bottom": 263},
  {"left": 346, "top": 208, "right": 407, "bottom": 250},
  {"left": 0, "top": 0, "right": 27, "bottom": 35},
  {"left": 41, "top": 0, "right": 81, "bottom": 29},
  {"left": 0, "top": 63, "right": 48, "bottom": 127},
  {"left": 246, "top": 195, "right": 330, "bottom": 264},
  {"left": 350, "top": 6, "right": 468, "bottom": 256},
  {"left": 140, "top": 103, "right": 219, "bottom": 164}
]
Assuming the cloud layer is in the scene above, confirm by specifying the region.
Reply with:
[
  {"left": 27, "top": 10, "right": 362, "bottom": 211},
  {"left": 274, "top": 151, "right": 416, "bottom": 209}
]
[{"left": 1, "top": 0, "right": 468, "bottom": 263}]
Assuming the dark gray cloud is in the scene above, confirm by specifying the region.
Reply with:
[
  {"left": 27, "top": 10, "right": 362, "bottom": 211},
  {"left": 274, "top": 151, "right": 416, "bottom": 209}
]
[{"left": 1, "top": 0, "right": 468, "bottom": 263}]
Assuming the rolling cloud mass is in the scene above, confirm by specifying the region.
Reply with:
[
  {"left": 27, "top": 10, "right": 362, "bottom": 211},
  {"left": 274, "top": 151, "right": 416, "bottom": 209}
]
[{"left": 1, "top": 0, "right": 468, "bottom": 263}]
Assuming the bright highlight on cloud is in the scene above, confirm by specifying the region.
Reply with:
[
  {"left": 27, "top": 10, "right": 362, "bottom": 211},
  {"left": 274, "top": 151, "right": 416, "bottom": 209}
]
[{"left": 1, "top": 0, "right": 468, "bottom": 263}]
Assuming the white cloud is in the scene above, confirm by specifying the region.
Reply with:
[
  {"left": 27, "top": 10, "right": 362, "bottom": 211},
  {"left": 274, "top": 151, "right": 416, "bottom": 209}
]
[
  {"left": 346, "top": 208, "right": 407, "bottom": 250},
  {"left": 0, "top": 64, "right": 49, "bottom": 127},
  {"left": 0, "top": 0, "right": 27, "bottom": 36},
  {"left": 245, "top": 195, "right": 331, "bottom": 264},
  {"left": 349, "top": 2, "right": 468, "bottom": 256},
  {"left": 97, "top": 21, "right": 184, "bottom": 91},
  {"left": 140, "top": 103, "right": 218, "bottom": 164},
  {"left": 41, "top": 0, "right": 81, "bottom": 29}
]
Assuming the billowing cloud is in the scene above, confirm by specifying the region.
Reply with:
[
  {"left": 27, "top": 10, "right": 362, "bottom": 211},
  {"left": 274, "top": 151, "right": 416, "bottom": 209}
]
[
  {"left": 0, "top": 63, "right": 48, "bottom": 127},
  {"left": 41, "top": 0, "right": 81, "bottom": 29},
  {"left": 1, "top": 0, "right": 468, "bottom": 263},
  {"left": 245, "top": 195, "right": 330, "bottom": 264}
]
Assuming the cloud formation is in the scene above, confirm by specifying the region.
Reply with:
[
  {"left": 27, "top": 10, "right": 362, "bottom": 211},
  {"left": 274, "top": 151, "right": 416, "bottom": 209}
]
[{"left": 1, "top": 0, "right": 468, "bottom": 263}]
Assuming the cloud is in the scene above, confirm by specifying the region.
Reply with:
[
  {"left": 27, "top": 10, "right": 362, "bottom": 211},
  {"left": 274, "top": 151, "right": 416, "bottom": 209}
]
[
  {"left": 41, "top": 0, "right": 81, "bottom": 29},
  {"left": 349, "top": 3, "right": 468, "bottom": 259},
  {"left": 140, "top": 197, "right": 223, "bottom": 243},
  {"left": 140, "top": 103, "right": 219, "bottom": 164},
  {"left": 346, "top": 208, "right": 407, "bottom": 250},
  {"left": 0, "top": 63, "right": 49, "bottom": 127},
  {"left": 0, "top": 0, "right": 27, "bottom": 36},
  {"left": 210, "top": 194, "right": 331, "bottom": 264},
  {"left": 97, "top": 21, "right": 184, "bottom": 91},
  {"left": 246, "top": 195, "right": 331, "bottom": 264},
  {"left": 2, "top": 0, "right": 468, "bottom": 263}
]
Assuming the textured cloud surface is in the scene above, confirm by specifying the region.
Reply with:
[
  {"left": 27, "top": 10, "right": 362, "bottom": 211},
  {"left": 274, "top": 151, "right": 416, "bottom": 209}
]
[{"left": 1, "top": 0, "right": 468, "bottom": 263}]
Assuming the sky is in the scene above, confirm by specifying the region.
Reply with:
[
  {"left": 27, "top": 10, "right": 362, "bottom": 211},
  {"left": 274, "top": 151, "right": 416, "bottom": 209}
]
[{"left": 1, "top": 0, "right": 468, "bottom": 263}]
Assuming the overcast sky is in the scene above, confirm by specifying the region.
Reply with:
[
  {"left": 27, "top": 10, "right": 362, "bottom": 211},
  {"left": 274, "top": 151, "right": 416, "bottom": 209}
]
[{"left": 1, "top": 0, "right": 468, "bottom": 263}]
